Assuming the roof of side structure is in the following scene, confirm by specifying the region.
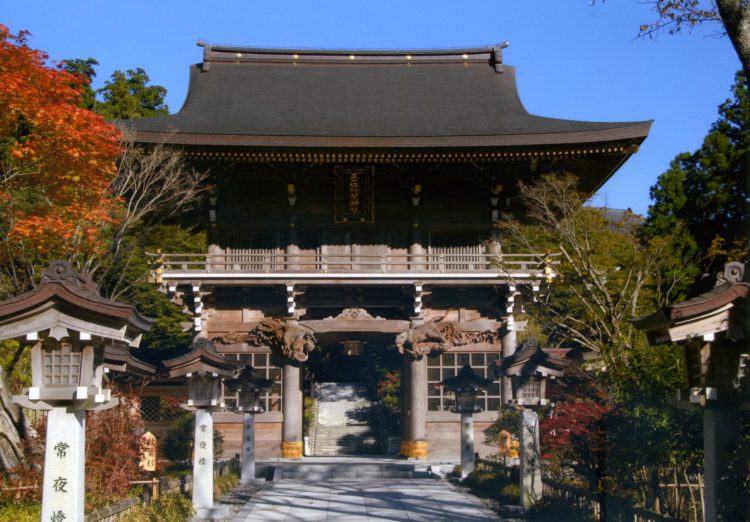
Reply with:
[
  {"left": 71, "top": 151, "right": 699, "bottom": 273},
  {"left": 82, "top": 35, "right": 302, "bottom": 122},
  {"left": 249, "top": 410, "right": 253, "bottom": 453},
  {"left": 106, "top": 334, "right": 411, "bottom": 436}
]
[{"left": 127, "top": 44, "right": 651, "bottom": 149}]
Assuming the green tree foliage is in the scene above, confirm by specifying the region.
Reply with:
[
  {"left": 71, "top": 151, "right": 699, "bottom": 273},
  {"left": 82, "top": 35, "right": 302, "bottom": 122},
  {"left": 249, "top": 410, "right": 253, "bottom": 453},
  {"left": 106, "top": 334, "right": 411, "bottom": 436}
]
[
  {"left": 100, "top": 223, "right": 206, "bottom": 351},
  {"left": 643, "top": 71, "right": 749, "bottom": 293},
  {"left": 96, "top": 68, "right": 168, "bottom": 120},
  {"left": 499, "top": 174, "right": 685, "bottom": 373},
  {"left": 60, "top": 57, "right": 98, "bottom": 110},
  {"left": 498, "top": 174, "right": 702, "bottom": 517}
]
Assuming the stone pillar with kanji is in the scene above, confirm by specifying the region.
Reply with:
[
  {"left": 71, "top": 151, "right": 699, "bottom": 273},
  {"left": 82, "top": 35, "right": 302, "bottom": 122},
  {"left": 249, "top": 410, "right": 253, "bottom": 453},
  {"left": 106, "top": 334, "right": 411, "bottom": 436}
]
[{"left": 162, "top": 337, "right": 241, "bottom": 519}]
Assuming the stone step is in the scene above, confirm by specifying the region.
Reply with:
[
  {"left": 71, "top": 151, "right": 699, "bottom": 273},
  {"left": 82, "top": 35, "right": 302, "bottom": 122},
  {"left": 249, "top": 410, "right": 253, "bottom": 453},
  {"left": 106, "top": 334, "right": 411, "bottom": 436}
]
[
  {"left": 311, "top": 382, "right": 382, "bottom": 457},
  {"left": 274, "top": 463, "right": 417, "bottom": 480}
]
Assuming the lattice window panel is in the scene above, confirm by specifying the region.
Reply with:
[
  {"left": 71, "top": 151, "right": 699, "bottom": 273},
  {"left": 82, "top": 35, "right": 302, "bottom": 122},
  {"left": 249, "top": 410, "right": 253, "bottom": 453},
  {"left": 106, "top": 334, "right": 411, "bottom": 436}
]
[
  {"left": 140, "top": 395, "right": 187, "bottom": 422},
  {"left": 43, "top": 342, "right": 81, "bottom": 386},
  {"left": 427, "top": 351, "right": 501, "bottom": 412}
]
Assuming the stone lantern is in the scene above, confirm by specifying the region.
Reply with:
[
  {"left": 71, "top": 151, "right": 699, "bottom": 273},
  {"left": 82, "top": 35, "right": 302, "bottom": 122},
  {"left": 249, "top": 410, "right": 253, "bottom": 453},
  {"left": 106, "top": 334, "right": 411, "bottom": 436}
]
[
  {"left": 633, "top": 262, "right": 749, "bottom": 522},
  {"left": 0, "top": 261, "right": 153, "bottom": 522},
  {"left": 492, "top": 338, "right": 567, "bottom": 507},
  {"left": 441, "top": 364, "right": 493, "bottom": 478},
  {"left": 162, "top": 337, "right": 241, "bottom": 520},
  {"left": 225, "top": 366, "right": 273, "bottom": 484}
]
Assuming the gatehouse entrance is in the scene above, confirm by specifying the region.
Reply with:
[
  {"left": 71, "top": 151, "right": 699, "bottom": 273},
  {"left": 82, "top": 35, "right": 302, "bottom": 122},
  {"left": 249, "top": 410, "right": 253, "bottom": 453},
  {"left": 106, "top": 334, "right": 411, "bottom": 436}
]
[{"left": 304, "top": 343, "right": 401, "bottom": 456}]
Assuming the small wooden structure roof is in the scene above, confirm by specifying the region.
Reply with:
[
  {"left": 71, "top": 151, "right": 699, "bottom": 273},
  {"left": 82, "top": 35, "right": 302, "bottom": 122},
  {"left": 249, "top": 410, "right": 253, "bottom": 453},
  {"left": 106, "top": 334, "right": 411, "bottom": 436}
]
[
  {"left": 0, "top": 260, "right": 153, "bottom": 346},
  {"left": 162, "top": 337, "right": 242, "bottom": 378}
]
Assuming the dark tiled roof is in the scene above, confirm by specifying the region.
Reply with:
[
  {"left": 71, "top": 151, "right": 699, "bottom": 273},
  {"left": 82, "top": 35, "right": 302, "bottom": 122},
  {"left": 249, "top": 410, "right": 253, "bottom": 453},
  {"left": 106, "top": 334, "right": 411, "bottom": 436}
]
[{"left": 127, "top": 45, "right": 651, "bottom": 149}]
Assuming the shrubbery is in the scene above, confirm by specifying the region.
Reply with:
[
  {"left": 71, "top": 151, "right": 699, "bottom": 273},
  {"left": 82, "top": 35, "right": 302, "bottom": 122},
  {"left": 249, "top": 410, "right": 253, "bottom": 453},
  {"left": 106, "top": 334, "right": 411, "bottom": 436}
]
[{"left": 119, "top": 491, "right": 194, "bottom": 522}]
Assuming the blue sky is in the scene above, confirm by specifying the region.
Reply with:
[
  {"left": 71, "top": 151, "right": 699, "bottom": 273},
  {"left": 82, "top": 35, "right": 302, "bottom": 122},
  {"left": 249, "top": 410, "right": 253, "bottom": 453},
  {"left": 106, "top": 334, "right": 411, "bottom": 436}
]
[{"left": 3, "top": 1, "right": 740, "bottom": 215}]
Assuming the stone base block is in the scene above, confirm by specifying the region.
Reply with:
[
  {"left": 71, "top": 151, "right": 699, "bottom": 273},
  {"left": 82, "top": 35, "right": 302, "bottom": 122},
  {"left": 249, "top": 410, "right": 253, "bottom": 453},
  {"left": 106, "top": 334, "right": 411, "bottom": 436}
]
[
  {"left": 400, "top": 439, "right": 428, "bottom": 459},
  {"left": 191, "top": 505, "right": 229, "bottom": 521},
  {"left": 281, "top": 441, "right": 303, "bottom": 459}
]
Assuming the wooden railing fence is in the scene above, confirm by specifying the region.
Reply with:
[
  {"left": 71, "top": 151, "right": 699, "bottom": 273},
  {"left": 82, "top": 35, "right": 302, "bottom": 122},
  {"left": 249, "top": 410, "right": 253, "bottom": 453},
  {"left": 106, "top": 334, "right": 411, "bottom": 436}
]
[{"left": 473, "top": 459, "right": 687, "bottom": 522}]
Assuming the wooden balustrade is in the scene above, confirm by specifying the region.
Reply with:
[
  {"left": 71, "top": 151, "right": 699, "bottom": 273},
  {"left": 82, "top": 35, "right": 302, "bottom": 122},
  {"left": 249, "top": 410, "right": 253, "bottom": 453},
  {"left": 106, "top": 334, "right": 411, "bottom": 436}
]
[{"left": 148, "top": 251, "right": 559, "bottom": 278}]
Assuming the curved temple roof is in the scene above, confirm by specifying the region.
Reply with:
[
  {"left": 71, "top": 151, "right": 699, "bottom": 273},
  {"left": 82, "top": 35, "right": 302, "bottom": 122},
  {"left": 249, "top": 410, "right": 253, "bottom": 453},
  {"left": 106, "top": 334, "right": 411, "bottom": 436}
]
[{"left": 129, "top": 43, "right": 651, "bottom": 149}]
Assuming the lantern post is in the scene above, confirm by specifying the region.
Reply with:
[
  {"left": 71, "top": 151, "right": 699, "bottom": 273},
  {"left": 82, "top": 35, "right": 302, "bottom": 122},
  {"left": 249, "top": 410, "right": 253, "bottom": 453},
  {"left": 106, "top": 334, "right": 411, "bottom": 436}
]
[
  {"left": 162, "top": 338, "right": 241, "bottom": 520},
  {"left": 224, "top": 366, "right": 272, "bottom": 484},
  {"left": 0, "top": 261, "right": 153, "bottom": 522},
  {"left": 492, "top": 339, "right": 567, "bottom": 507},
  {"left": 634, "top": 262, "right": 749, "bottom": 522},
  {"left": 441, "top": 364, "right": 493, "bottom": 478}
]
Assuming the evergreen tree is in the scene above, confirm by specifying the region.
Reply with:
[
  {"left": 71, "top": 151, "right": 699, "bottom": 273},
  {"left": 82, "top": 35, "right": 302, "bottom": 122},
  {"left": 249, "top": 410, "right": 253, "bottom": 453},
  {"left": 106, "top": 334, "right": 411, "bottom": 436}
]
[
  {"left": 643, "top": 72, "right": 749, "bottom": 294},
  {"left": 60, "top": 57, "right": 98, "bottom": 110},
  {"left": 96, "top": 67, "right": 168, "bottom": 120}
]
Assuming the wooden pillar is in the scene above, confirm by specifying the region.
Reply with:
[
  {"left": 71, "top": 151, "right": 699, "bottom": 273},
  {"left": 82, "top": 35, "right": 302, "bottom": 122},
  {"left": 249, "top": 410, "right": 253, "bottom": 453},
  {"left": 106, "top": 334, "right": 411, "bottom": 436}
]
[
  {"left": 409, "top": 230, "right": 426, "bottom": 271},
  {"left": 399, "top": 355, "right": 411, "bottom": 456},
  {"left": 281, "top": 361, "right": 303, "bottom": 459},
  {"left": 286, "top": 228, "right": 299, "bottom": 271},
  {"left": 207, "top": 244, "right": 225, "bottom": 271}
]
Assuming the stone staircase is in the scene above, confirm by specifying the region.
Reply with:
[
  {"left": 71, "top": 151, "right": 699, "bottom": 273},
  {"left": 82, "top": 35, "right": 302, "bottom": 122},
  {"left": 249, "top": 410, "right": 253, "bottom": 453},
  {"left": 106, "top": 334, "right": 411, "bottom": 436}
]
[
  {"left": 311, "top": 382, "right": 382, "bottom": 456},
  {"left": 271, "top": 461, "right": 422, "bottom": 480}
]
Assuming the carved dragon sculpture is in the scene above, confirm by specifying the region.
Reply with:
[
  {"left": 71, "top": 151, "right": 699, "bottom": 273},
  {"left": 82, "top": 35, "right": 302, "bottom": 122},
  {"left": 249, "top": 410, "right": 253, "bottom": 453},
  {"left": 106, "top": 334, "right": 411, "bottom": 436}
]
[{"left": 244, "top": 318, "right": 316, "bottom": 362}]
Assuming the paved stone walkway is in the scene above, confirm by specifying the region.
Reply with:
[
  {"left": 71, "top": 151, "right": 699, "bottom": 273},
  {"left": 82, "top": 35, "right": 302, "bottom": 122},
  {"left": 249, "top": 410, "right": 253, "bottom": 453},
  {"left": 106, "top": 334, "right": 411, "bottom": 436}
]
[{"left": 230, "top": 478, "right": 501, "bottom": 521}]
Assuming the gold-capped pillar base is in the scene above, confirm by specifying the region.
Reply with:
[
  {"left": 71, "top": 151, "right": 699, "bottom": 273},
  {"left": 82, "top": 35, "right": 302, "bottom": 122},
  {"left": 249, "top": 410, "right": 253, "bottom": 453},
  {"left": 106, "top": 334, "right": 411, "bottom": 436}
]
[
  {"left": 281, "top": 441, "right": 303, "bottom": 459},
  {"left": 400, "top": 440, "right": 428, "bottom": 459}
]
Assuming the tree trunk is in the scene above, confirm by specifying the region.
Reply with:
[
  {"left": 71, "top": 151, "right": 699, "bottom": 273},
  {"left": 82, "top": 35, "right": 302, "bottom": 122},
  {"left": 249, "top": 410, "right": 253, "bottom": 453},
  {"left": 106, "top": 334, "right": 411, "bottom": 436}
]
[
  {"left": 715, "top": 1, "right": 750, "bottom": 79},
  {"left": 0, "top": 366, "right": 28, "bottom": 472}
]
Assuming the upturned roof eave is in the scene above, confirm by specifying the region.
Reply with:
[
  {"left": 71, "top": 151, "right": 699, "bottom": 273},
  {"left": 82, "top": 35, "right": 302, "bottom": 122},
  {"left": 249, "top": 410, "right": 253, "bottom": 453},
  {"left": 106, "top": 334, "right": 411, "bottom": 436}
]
[
  {"left": 633, "top": 282, "right": 749, "bottom": 332},
  {"left": 0, "top": 281, "right": 154, "bottom": 336},
  {"left": 129, "top": 122, "right": 651, "bottom": 150}
]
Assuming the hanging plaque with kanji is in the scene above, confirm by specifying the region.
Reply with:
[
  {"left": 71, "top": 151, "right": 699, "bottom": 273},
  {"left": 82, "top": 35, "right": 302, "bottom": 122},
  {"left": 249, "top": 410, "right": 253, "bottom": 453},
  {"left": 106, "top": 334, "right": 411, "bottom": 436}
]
[{"left": 334, "top": 166, "right": 374, "bottom": 223}]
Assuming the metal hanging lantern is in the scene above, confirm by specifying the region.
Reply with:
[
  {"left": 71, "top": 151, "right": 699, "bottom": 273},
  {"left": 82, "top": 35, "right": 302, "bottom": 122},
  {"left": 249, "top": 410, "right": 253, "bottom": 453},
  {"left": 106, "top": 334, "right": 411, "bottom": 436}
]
[
  {"left": 343, "top": 340, "right": 365, "bottom": 357},
  {"left": 225, "top": 366, "right": 273, "bottom": 414},
  {"left": 454, "top": 387, "right": 480, "bottom": 413},
  {"left": 442, "top": 364, "right": 493, "bottom": 413}
]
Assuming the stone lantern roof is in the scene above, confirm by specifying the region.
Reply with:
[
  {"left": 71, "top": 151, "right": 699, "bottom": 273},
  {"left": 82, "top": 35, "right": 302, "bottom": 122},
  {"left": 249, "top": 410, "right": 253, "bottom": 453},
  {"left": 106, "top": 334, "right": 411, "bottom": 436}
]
[
  {"left": 492, "top": 338, "right": 568, "bottom": 379},
  {"left": 633, "top": 262, "right": 749, "bottom": 345},
  {"left": 162, "top": 337, "right": 242, "bottom": 378},
  {"left": 0, "top": 260, "right": 153, "bottom": 346}
]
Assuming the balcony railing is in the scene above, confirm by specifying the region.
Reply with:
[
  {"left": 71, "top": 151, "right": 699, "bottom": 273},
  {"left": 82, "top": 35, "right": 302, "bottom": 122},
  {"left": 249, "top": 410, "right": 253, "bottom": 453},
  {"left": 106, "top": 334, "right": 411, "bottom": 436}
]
[{"left": 147, "top": 252, "right": 560, "bottom": 281}]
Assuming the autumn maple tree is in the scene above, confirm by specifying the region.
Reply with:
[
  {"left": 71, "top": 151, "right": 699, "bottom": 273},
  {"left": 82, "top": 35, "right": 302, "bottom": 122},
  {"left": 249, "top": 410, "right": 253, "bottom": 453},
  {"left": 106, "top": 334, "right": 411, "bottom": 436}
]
[{"left": 0, "top": 25, "right": 122, "bottom": 296}]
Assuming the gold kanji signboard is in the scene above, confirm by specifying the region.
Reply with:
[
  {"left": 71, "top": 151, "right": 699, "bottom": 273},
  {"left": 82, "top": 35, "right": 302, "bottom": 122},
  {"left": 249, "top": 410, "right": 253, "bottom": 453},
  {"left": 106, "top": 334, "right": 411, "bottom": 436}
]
[{"left": 334, "top": 166, "right": 374, "bottom": 223}]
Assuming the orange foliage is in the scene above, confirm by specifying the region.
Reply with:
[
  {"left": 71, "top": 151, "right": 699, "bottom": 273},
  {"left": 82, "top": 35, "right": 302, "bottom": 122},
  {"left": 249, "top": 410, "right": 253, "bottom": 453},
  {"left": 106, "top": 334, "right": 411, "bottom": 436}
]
[{"left": 0, "top": 25, "right": 122, "bottom": 263}]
